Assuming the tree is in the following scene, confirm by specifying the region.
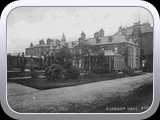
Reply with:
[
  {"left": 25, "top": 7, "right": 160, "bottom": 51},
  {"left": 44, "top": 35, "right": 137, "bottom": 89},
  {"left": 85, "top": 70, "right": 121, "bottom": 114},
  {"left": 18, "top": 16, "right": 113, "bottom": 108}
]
[
  {"left": 97, "top": 52, "right": 106, "bottom": 67},
  {"left": 93, "top": 52, "right": 109, "bottom": 74},
  {"left": 45, "top": 64, "right": 65, "bottom": 82},
  {"left": 45, "top": 45, "right": 80, "bottom": 81},
  {"left": 54, "top": 45, "right": 73, "bottom": 69},
  {"left": 80, "top": 45, "right": 105, "bottom": 75},
  {"left": 79, "top": 45, "right": 93, "bottom": 75}
]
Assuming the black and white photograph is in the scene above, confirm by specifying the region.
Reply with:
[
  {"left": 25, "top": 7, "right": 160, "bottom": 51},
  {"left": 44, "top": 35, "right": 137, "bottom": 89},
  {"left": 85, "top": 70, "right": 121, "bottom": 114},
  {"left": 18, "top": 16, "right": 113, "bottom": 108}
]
[{"left": 7, "top": 7, "right": 153, "bottom": 113}]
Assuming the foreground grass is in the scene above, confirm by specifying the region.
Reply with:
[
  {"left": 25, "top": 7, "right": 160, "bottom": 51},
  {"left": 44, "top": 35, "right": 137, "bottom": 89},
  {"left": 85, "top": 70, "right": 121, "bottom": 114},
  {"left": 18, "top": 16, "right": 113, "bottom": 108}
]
[
  {"left": 86, "top": 81, "right": 153, "bottom": 113},
  {"left": 56, "top": 81, "right": 153, "bottom": 113},
  {"left": 8, "top": 73, "right": 145, "bottom": 90},
  {"left": 7, "top": 73, "right": 153, "bottom": 113}
]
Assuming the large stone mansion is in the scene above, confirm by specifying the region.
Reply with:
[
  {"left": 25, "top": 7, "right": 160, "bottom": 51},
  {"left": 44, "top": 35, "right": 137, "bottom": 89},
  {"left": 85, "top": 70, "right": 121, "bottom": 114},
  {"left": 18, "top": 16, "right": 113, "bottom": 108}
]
[{"left": 25, "top": 21, "right": 153, "bottom": 71}]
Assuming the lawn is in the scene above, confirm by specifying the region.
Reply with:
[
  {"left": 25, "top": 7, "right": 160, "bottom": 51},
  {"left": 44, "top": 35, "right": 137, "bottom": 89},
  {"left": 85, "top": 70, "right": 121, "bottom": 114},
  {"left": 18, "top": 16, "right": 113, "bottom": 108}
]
[
  {"left": 7, "top": 72, "right": 145, "bottom": 90},
  {"left": 87, "top": 81, "right": 153, "bottom": 113}
]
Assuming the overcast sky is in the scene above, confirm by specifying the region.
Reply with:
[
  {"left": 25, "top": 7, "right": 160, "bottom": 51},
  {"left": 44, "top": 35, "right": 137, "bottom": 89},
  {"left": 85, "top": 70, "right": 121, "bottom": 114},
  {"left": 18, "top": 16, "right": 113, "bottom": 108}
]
[{"left": 7, "top": 7, "right": 153, "bottom": 53}]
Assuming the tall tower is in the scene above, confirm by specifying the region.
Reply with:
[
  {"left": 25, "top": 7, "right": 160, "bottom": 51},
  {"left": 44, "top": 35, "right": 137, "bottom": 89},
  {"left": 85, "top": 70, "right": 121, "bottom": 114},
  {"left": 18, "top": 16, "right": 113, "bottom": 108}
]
[
  {"left": 61, "top": 32, "right": 66, "bottom": 46},
  {"left": 61, "top": 32, "right": 66, "bottom": 42}
]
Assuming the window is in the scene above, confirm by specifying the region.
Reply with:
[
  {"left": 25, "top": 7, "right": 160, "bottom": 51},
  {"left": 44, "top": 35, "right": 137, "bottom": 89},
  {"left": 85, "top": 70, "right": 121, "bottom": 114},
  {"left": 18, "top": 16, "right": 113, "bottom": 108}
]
[
  {"left": 136, "top": 48, "right": 138, "bottom": 56},
  {"left": 130, "top": 47, "right": 132, "bottom": 55},
  {"left": 138, "top": 48, "right": 140, "bottom": 56},
  {"left": 114, "top": 47, "right": 118, "bottom": 53},
  {"left": 73, "top": 50, "right": 75, "bottom": 54},
  {"left": 79, "top": 49, "right": 82, "bottom": 54},
  {"left": 132, "top": 47, "right": 134, "bottom": 56},
  {"left": 131, "top": 59, "right": 133, "bottom": 68},
  {"left": 108, "top": 36, "right": 113, "bottom": 42},
  {"left": 96, "top": 38, "right": 101, "bottom": 43},
  {"left": 73, "top": 59, "right": 75, "bottom": 66},
  {"left": 79, "top": 59, "right": 82, "bottom": 68},
  {"left": 128, "top": 58, "right": 130, "bottom": 67},
  {"left": 129, "top": 47, "right": 132, "bottom": 55},
  {"left": 136, "top": 59, "right": 138, "bottom": 67},
  {"left": 142, "top": 60, "right": 146, "bottom": 67},
  {"left": 88, "top": 49, "right": 91, "bottom": 55}
]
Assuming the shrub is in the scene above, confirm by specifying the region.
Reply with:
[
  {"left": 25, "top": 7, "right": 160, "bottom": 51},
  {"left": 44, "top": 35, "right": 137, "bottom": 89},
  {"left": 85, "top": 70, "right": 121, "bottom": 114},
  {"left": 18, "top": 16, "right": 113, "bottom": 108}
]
[
  {"left": 109, "top": 70, "right": 118, "bottom": 77},
  {"left": 54, "top": 46, "right": 73, "bottom": 69},
  {"left": 92, "top": 63, "right": 109, "bottom": 75},
  {"left": 66, "top": 66, "right": 80, "bottom": 80},
  {"left": 34, "top": 66, "right": 44, "bottom": 70},
  {"left": 103, "top": 63, "right": 110, "bottom": 74},
  {"left": 134, "top": 68, "right": 138, "bottom": 71},
  {"left": 122, "top": 66, "right": 134, "bottom": 75},
  {"left": 30, "top": 67, "right": 38, "bottom": 78},
  {"left": 122, "top": 67, "right": 129, "bottom": 74},
  {"left": 45, "top": 64, "right": 64, "bottom": 81},
  {"left": 45, "top": 64, "right": 80, "bottom": 82},
  {"left": 92, "top": 66, "right": 104, "bottom": 75}
]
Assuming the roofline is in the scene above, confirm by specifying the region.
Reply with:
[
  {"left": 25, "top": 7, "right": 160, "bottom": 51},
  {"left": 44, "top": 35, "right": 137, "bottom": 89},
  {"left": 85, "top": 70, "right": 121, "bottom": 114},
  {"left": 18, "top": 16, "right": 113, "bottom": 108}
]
[
  {"left": 25, "top": 45, "right": 51, "bottom": 49},
  {"left": 89, "top": 41, "right": 139, "bottom": 47}
]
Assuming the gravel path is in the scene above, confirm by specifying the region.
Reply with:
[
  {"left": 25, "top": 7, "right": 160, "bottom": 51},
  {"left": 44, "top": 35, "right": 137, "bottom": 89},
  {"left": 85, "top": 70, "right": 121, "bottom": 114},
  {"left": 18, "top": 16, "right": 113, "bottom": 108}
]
[{"left": 7, "top": 73, "right": 153, "bottom": 113}]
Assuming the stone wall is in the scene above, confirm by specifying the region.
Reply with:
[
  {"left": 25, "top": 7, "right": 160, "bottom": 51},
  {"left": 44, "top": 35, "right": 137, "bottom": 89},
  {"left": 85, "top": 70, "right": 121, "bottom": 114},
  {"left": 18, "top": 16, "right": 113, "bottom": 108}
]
[{"left": 141, "top": 32, "right": 153, "bottom": 56}]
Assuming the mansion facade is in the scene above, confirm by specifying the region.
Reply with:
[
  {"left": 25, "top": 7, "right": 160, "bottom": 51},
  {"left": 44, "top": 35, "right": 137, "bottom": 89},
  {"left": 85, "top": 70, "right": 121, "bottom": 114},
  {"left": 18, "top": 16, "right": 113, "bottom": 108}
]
[
  {"left": 25, "top": 21, "right": 153, "bottom": 72},
  {"left": 117, "top": 21, "right": 153, "bottom": 71},
  {"left": 70, "top": 30, "right": 140, "bottom": 71},
  {"left": 25, "top": 33, "right": 66, "bottom": 57}
]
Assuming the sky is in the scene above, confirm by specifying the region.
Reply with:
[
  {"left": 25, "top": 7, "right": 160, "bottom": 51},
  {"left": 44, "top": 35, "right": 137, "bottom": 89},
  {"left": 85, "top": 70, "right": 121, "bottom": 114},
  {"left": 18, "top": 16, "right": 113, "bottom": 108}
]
[{"left": 7, "top": 7, "right": 153, "bottom": 54}]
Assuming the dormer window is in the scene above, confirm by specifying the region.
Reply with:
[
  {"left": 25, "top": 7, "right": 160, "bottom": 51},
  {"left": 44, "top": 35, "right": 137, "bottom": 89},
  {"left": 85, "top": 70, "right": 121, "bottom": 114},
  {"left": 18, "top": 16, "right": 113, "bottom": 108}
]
[
  {"left": 96, "top": 38, "right": 101, "bottom": 43},
  {"left": 72, "top": 42, "right": 76, "bottom": 47},
  {"left": 108, "top": 36, "right": 113, "bottom": 42}
]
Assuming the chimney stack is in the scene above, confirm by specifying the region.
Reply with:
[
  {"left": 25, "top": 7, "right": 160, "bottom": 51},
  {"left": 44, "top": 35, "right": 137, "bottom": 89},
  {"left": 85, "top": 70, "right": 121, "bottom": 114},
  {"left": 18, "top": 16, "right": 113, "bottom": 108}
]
[
  {"left": 99, "top": 29, "right": 104, "bottom": 37},
  {"left": 81, "top": 31, "right": 86, "bottom": 40},
  {"left": 30, "top": 42, "right": 33, "bottom": 47}
]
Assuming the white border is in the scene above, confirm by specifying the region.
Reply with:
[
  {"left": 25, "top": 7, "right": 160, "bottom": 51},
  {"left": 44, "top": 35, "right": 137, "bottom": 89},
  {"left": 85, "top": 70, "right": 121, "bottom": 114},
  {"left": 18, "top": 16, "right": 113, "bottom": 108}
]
[{"left": 1, "top": 0, "right": 159, "bottom": 119}]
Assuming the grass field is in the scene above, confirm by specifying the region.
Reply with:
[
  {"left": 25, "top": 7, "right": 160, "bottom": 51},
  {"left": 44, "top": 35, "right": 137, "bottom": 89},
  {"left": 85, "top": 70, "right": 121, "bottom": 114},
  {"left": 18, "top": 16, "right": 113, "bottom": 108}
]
[
  {"left": 87, "top": 81, "right": 153, "bottom": 113},
  {"left": 8, "top": 73, "right": 145, "bottom": 90},
  {"left": 7, "top": 73, "right": 153, "bottom": 113}
]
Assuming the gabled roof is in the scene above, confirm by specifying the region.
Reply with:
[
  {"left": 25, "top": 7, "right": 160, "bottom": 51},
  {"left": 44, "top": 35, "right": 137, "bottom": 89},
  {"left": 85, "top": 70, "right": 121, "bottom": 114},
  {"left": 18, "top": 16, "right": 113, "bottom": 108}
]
[
  {"left": 84, "top": 34, "right": 139, "bottom": 46},
  {"left": 126, "top": 28, "right": 133, "bottom": 35},
  {"left": 75, "top": 39, "right": 90, "bottom": 47},
  {"left": 66, "top": 41, "right": 79, "bottom": 48},
  {"left": 26, "top": 44, "right": 50, "bottom": 49},
  {"left": 119, "top": 22, "right": 153, "bottom": 35},
  {"left": 140, "top": 23, "right": 153, "bottom": 34}
]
